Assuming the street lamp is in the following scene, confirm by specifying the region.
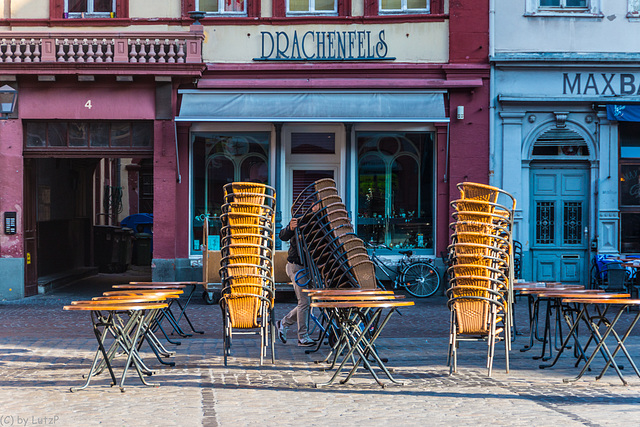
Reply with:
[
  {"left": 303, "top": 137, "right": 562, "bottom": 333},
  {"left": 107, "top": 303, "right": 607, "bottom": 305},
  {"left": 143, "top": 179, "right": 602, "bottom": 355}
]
[{"left": 0, "top": 85, "right": 17, "bottom": 119}]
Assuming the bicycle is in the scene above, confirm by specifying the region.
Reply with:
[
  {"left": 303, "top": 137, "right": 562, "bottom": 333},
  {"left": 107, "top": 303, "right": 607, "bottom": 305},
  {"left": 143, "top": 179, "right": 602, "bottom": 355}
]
[{"left": 366, "top": 243, "right": 441, "bottom": 298}]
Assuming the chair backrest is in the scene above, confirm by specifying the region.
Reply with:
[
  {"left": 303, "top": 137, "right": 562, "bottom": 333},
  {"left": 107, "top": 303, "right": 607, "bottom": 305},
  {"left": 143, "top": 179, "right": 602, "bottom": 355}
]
[
  {"left": 223, "top": 182, "right": 276, "bottom": 197},
  {"left": 457, "top": 182, "right": 516, "bottom": 212},
  {"left": 447, "top": 285, "right": 501, "bottom": 335},
  {"left": 602, "top": 263, "right": 629, "bottom": 292}
]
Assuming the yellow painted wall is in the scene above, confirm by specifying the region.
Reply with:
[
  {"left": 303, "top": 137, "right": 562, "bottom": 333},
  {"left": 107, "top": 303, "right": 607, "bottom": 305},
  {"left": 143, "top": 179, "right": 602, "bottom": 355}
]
[
  {"left": 8, "top": 0, "right": 49, "bottom": 19},
  {"left": 130, "top": 0, "right": 181, "bottom": 19},
  {"left": 203, "top": 23, "right": 448, "bottom": 63}
]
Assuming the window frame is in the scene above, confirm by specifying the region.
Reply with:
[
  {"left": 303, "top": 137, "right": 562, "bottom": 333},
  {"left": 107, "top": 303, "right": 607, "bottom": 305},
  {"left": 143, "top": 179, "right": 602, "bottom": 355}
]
[
  {"left": 190, "top": 130, "right": 271, "bottom": 256},
  {"left": 524, "top": 0, "right": 603, "bottom": 17},
  {"left": 50, "top": 0, "right": 128, "bottom": 19},
  {"left": 182, "top": 0, "right": 260, "bottom": 17},
  {"left": 364, "top": 0, "right": 441, "bottom": 17},
  {"left": 618, "top": 122, "right": 640, "bottom": 253},
  {"left": 65, "top": 0, "right": 116, "bottom": 18},
  {"left": 355, "top": 130, "right": 435, "bottom": 252},
  {"left": 195, "top": 0, "right": 248, "bottom": 16},
  {"left": 378, "top": 0, "right": 429, "bottom": 15},
  {"left": 286, "top": 0, "right": 338, "bottom": 16}
]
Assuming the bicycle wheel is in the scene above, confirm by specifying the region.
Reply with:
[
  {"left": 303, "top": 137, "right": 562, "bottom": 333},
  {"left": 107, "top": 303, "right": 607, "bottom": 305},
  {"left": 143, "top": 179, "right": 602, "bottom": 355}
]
[{"left": 401, "top": 261, "right": 440, "bottom": 298}]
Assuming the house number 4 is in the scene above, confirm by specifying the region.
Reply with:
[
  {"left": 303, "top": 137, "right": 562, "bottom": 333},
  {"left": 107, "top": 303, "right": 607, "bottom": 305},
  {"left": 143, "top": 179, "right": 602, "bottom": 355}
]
[{"left": 85, "top": 100, "right": 93, "bottom": 109}]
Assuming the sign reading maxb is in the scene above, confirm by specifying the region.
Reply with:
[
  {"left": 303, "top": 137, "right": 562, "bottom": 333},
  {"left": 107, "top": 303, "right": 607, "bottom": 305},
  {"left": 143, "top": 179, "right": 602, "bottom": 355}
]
[{"left": 255, "top": 30, "right": 394, "bottom": 61}]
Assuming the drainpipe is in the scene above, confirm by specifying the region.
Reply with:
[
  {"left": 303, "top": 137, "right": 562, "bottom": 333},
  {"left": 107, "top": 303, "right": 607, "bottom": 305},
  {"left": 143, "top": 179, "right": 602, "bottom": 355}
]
[
  {"left": 174, "top": 122, "right": 181, "bottom": 184},
  {"left": 489, "top": 0, "right": 496, "bottom": 186},
  {"left": 274, "top": 123, "right": 283, "bottom": 250}
]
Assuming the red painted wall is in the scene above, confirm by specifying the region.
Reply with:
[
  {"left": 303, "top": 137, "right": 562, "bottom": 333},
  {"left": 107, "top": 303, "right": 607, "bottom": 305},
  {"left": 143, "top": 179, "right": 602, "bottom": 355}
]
[
  {"left": 19, "top": 81, "right": 156, "bottom": 120},
  {"left": 448, "top": 0, "right": 490, "bottom": 64},
  {"left": 440, "top": 0, "right": 491, "bottom": 254},
  {"left": 0, "top": 120, "right": 24, "bottom": 258}
]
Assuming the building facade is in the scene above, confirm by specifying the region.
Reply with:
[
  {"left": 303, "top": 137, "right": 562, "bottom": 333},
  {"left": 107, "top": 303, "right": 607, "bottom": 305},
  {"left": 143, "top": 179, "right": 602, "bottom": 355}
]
[
  {"left": 492, "top": 0, "right": 640, "bottom": 284},
  {"left": 0, "top": 0, "right": 489, "bottom": 299}
]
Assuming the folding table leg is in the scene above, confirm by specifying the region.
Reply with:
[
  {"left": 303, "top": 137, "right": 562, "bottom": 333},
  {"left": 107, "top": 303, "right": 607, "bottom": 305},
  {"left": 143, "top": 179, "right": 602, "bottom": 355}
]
[
  {"left": 595, "top": 308, "right": 640, "bottom": 381},
  {"left": 71, "top": 312, "right": 117, "bottom": 392}
]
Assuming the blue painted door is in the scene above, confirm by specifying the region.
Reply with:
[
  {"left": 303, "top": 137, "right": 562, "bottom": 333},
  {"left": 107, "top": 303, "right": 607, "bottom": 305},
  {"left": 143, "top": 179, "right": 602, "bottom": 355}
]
[{"left": 530, "top": 166, "right": 589, "bottom": 284}]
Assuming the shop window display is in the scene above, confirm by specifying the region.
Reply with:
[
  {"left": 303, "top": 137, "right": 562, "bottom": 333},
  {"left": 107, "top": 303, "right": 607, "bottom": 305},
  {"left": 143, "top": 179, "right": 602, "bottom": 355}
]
[
  {"left": 356, "top": 131, "right": 434, "bottom": 251},
  {"left": 191, "top": 132, "right": 270, "bottom": 255}
]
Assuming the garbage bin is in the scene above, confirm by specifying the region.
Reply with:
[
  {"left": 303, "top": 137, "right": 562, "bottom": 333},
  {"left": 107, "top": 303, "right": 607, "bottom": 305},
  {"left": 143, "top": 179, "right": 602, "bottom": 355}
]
[
  {"left": 94, "top": 225, "right": 124, "bottom": 273},
  {"left": 120, "top": 213, "right": 153, "bottom": 234},
  {"left": 121, "top": 214, "right": 153, "bottom": 266},
  {"left": 133, "top": 232, "right": 152, "bottom": 265}
]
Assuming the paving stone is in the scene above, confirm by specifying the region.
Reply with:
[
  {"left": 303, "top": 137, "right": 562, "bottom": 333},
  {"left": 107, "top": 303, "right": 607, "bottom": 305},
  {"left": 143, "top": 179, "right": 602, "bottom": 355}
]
[{"left": 1, "top": 278, "right": 640, "bottom": 426}]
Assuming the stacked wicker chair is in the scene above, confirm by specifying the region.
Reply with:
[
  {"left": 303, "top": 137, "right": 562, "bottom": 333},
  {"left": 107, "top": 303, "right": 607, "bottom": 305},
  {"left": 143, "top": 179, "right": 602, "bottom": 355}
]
[
  {"left": 218, "top": 182, "right": 276, "bottom": 366},
  {"left": 447, "top": 182, "right": 516, "bottom": 376},
  {"left": 291, "top": 178, "right": 377, "bottom": 290}
]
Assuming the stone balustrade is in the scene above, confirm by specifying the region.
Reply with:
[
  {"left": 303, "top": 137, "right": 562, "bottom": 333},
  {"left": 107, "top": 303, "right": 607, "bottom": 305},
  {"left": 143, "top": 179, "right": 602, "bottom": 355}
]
[{"left": 0, "top": 33, "right": 202, "bottom": 64}]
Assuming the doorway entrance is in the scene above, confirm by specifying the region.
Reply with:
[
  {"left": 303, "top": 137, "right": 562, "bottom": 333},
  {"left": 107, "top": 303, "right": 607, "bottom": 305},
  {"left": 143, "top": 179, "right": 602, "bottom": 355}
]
[
  {"left": 23, "top": 157, "right": 152, "bottom": 296},
  {"left": 530, "top": 165, "right": 590, "bottom": 284}
]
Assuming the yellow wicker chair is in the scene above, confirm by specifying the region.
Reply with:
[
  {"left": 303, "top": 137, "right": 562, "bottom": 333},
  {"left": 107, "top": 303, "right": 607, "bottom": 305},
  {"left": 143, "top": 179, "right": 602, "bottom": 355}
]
[
  {"left": 219, "top": 274, "right": 275, "bottom": 366},
  {"left": 221, "top": 243, "right": 273, "bottom": 259},
  {"left": 220, "top": 211, "right": 273, "bottom": 228},
  {"left": 457, "top": 182, "right": 516, "bottom": 213},
  {"left": 446, "top": 284, "right": 509, "bottom": 376},
  {"left": 223, "top": 182, "right": 276, "bottom": 197},
  {"left": 224, "top": 192, "right": 276, "bottom": 209}
]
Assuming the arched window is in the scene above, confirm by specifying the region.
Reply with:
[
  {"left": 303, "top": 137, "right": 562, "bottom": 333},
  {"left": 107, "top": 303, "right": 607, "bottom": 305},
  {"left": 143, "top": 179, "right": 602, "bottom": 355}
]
[
  {"left": 191, "top": 132, "right": 269, "bottom": 254},
  {"left": 357, "top": 131, "right": 434, "bottom": 250},
  {"left": 531, "top": 128, "right": 589, "bottom": 158}
]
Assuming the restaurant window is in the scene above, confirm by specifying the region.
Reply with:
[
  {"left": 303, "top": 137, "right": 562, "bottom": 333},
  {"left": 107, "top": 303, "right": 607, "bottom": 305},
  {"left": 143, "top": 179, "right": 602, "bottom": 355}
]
[
  {"left": 191, "top": 132, "right": 270, "bottom": 255},
  {"left": 356, "top": 131, "right": 434, "bottom": 251},
  {"left": 196, "top": 0, "right": 246, "bottom": 15},
  {"left": 619, "top": 122, "right": 640, "bottom": 253}
]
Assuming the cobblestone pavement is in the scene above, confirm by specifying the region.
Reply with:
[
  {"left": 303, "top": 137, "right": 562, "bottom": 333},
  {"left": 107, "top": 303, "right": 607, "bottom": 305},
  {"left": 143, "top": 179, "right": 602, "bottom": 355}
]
[{"left": 1, "top": 272, "right": 640, "bottom": 426}]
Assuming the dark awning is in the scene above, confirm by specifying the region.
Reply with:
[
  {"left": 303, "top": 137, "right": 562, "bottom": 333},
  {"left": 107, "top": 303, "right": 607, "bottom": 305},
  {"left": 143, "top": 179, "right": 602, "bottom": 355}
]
[{"left": 176, "top": 90, "right": 449, "bottom": 123}]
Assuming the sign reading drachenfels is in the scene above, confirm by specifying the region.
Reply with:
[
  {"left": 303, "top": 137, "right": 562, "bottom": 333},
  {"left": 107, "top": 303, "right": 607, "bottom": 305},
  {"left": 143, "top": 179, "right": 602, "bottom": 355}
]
[
  {"left": 254, "top": 30, "right": 394, "bottom": 61},
  {"left": 563, "top": 73, "right": 640, "bottom": 95}
]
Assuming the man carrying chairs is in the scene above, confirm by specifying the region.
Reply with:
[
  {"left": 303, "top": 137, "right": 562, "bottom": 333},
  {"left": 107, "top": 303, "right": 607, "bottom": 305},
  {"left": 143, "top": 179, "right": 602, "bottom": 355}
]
[{"left": 276, "top": 201, "right": 319, "bottom": 347}]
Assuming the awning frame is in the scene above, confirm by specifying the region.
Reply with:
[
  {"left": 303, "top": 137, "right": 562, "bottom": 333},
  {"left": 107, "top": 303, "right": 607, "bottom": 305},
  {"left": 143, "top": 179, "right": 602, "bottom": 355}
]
[{"left": 176, "top": 89, "right": 450, "bottom": 123}]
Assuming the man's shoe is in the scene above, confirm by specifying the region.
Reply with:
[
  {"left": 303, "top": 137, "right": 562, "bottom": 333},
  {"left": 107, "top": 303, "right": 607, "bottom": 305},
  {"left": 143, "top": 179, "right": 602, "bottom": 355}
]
[
  {"left": 276, "top": 320, "right": 287, "bottom": 344},
  {"left": 297, "top": 336, "right": 315, "bottom": 347}
]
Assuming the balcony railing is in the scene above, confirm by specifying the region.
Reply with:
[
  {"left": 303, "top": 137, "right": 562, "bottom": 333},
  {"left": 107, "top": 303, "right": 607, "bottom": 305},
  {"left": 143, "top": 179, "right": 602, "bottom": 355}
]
[{"left": 0, "top": 32, "right": 203, "bottom": 64}]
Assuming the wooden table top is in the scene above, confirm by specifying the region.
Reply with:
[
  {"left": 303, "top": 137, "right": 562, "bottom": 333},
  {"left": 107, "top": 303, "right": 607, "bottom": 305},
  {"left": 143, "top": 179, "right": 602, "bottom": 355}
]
[
  {"left": 562, "top": 297, "right": 640, "bottom": 305},
  {"left": 103, "top": 289, "right": 183, "bottom": 297},
  {"left": 533, "top": 291, "right": 628, "bottom": 298},
  {"left": 90, "top": 295, "right": 170, "bottom": 302},
  {"left": 64, "top": 302, "right": 168, "bottom": 311},
  {"left": 128, "top": 281, "right": 204, "bottom": 286},
  {"left": 621, "top": 262, "right": 640, "bottom": 268},
  {"left": 113, "top": 284, "right": 186, "bottom": 289},
  {"left": 517, "top": 286, "right": 585, "bottom": 294},
  {"left": 310, "top": 295, "right": 404, "bottom": 301},
  {"left": 311, "top": 300, "right": 415, "bottom": 309},
  {"left": 304, "top": 289, "right": 394, "bottom": 295}
]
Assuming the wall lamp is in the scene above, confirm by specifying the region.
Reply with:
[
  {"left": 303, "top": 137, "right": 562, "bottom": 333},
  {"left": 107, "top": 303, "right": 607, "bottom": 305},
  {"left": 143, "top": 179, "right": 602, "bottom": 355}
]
[{"left": 0, "top": 85, "right": 18, "bottom": 119}]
